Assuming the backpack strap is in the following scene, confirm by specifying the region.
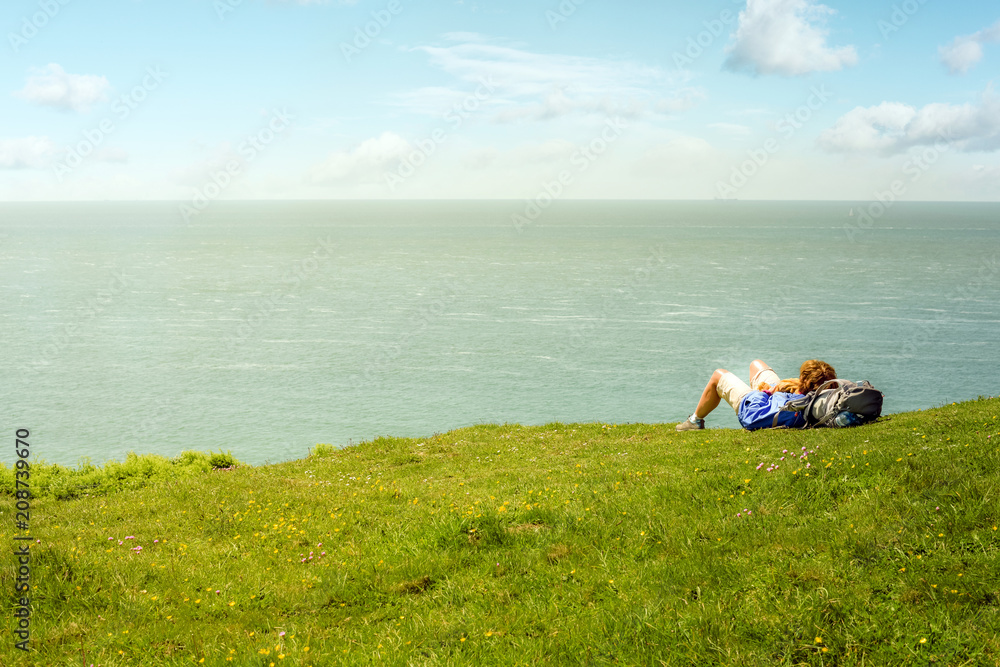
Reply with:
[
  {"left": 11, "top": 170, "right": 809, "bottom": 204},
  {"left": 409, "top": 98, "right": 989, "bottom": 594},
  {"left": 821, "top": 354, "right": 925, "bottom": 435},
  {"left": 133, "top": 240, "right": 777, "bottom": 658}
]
[
  {"left": 771, "top": 393, "right": 815, "bottom": 429},
  {"left": 769, "top": 379, "right": 850, "bottom": 429},
  {"left": 815, "top": 379, "right": 851, "bottom": 393},
  {"left": 810, "top": 379, "right": 850, "bottom": 426}
]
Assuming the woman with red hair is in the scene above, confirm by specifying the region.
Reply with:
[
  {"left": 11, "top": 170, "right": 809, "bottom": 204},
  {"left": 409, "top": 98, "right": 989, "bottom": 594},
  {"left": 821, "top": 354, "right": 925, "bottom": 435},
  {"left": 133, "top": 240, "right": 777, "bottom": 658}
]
[{"left": 676, "top": 359, "right": 837, "bottom": 431}]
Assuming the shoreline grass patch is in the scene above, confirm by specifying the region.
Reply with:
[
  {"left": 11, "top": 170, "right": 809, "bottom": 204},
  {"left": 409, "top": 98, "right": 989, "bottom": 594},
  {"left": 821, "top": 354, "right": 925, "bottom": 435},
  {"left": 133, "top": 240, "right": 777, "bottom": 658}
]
[{"left": 2, "top": 398, "right": 998, "bottom": 665}]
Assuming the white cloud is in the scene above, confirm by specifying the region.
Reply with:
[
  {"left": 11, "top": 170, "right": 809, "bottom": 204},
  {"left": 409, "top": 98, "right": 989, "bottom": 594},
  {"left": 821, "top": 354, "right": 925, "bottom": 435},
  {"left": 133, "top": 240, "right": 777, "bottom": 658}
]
[
  {"left": 309, "top": 132, "right": 412, "bottom": 184},
  {"left": 817, "top": 102, "right": 915, "bottom": 153},
  {"left": 724, "top": 0, "right": 857, "bottom": 76},
  {"left": 411, "top": 38, "right": 685, "bottom": 122},
  {"left": 13, "top": 64, "right": 111, "bottom": 112},
  {"left": 819, "top": 92, "right": 1000, "bottom": 154},
  {"left": 939, "top": 20, "right": 1000, "bottom": 74},
  {"left": 0, "top": 136, "right": 58, "bottom": 169}
]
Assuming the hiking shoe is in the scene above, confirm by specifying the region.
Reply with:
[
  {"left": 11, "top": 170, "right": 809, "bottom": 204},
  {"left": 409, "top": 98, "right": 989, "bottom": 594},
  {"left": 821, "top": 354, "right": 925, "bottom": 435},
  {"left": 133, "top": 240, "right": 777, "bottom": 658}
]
[{"left": 675, "top": 417, "right": 705, "bottom": 431}]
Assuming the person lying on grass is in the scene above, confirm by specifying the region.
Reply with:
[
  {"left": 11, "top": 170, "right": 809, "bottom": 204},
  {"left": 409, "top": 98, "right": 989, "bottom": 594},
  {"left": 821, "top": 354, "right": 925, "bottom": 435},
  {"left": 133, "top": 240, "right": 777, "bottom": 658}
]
[{"left": 676, "top": 359, "right": 837, "bottom": 431}]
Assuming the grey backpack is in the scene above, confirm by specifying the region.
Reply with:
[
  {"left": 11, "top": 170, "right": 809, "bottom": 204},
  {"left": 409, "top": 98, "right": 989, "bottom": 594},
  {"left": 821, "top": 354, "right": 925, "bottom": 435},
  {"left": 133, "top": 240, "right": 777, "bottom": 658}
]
[{"left": 772, "top": 379, "right": 883, "bottom": 428}]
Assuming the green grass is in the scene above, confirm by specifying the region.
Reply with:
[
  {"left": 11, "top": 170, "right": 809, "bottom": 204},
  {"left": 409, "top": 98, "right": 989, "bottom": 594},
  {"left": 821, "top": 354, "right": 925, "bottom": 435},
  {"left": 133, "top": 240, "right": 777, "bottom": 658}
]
[{"left": 2, "top": 398, "right": 999, "bottom": 666}]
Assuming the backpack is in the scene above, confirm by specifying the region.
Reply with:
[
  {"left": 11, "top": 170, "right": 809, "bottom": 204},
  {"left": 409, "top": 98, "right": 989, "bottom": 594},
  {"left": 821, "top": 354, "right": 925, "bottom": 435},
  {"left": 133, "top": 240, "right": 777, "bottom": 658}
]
[{"left": 771, "top": 380, "right": 883, "bottom": 429}]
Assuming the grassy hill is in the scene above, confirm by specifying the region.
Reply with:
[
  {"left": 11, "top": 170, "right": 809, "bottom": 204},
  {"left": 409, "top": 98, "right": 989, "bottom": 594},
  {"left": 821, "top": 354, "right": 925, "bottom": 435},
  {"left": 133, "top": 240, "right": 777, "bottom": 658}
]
[{"left": 2, "top": 398, "right": 999, "bottom": 666}]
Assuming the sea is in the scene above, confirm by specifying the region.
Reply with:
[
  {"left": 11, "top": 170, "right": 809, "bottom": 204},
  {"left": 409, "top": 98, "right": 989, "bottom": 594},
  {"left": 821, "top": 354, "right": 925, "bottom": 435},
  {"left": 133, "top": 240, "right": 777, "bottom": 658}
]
[{"left": 2, "top": 200, "right": 998, "bottom": 467}]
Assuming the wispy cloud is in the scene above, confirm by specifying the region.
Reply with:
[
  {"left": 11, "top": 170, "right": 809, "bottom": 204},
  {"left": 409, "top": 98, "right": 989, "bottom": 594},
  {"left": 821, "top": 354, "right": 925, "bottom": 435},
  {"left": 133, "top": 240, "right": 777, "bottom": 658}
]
[
  {"left": 724, "top": 0, "right": 857, "bottom": 76},
  {"left": 939, "top": 19, "right": 1000, "bottom": 75},
  {"left": 408, "top": 36, "right": 688, "bottom": 122},
  {"left": 308, "top": 132, "right": 412, "bottom": 184},
  {"left": 13, "top": 64, "right": 111, "bottom": 112},
  {"left": 0, "top": 136, "right": 59, "bottom": 169}
]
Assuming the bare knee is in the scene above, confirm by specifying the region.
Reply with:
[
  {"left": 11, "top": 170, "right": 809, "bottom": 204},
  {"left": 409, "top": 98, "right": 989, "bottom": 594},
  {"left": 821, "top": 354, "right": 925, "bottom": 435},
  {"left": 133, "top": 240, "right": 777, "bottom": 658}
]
[{"left": 749, "top": 360, "right": 771, "bottom": 382}]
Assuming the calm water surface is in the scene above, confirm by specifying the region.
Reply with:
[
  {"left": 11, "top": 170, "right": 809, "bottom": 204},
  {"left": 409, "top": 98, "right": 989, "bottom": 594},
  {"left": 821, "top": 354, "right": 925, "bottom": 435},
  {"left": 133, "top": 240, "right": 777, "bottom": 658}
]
[{"left": 2, "top": 201, "right": 998, "bottom": 465}]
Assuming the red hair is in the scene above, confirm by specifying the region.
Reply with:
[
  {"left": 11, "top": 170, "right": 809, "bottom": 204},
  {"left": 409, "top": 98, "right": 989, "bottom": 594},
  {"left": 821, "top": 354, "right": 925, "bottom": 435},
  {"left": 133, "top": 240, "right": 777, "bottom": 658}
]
[
  {"left": 798, "top": 359, "right": 837, "bottom": 394},
  {"left": 763, "top": 360, "right": 837, "bottom": 395}
]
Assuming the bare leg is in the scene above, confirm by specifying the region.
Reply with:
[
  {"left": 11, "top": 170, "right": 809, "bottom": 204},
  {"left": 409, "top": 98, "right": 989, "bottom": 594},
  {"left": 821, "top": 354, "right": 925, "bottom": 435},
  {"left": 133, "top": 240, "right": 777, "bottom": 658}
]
[
  {"left": 749, "top": 359, "right": 772, "bottom": 389},
  {"left": 693, "top": 369, "right": 727, "bottom": 419}
]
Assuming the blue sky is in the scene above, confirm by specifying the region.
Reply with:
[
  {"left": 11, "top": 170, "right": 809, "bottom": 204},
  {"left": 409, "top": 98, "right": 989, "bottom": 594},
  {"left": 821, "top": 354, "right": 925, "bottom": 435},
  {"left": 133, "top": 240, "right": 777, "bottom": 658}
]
[{"left": 1, "top": 0, "right": 998, "bottom": 200}]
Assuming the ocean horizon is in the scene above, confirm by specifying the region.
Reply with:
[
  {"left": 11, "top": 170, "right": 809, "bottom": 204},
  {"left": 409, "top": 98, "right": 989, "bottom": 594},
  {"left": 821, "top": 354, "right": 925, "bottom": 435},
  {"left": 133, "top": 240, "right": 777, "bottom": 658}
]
[{"left": 3, "top": 200, "right": 998, "bottom": 467}]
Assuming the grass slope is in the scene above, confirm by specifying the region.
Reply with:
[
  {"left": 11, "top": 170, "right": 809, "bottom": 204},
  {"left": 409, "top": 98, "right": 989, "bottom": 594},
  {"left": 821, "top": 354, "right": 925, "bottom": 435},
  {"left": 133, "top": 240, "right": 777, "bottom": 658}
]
[{"left": 2, "top": 398, "right": 999, "bottom": 666}]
